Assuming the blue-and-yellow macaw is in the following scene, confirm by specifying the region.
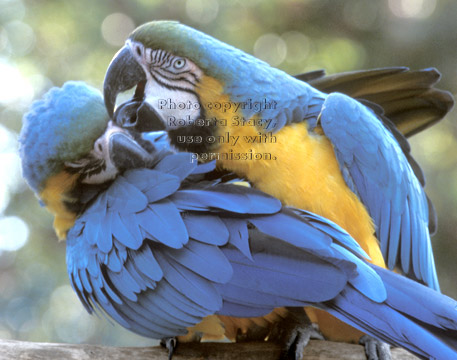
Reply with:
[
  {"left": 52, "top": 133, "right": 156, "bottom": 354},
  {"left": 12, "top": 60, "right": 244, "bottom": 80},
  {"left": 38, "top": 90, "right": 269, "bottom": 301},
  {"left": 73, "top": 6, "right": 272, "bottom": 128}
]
[
  {"left": 19, "top": 81, "right": 457, "bottom": 360},
  {"left": 102, "top": 20, "right": 454, "bottom": 355}
]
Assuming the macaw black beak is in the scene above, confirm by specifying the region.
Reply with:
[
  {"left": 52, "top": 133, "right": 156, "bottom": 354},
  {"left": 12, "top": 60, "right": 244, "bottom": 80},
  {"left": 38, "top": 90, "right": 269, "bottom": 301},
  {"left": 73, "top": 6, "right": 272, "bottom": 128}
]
[
  {"left": 104, "top": 45, "right": 146, "bottom": 117},
  {"left": 109, "top": 131, "right": 153, "bottom": 171},
  {"left": 113, "top": 99, "right": 166, "bottom": 132}
]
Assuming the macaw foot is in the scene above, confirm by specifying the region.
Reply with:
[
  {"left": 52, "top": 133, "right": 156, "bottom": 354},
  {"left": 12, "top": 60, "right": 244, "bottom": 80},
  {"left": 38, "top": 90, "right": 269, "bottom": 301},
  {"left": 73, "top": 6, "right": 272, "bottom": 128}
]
[
  {"left": 269, "top": 307, "right": 324, "bottom": 360},
  {"left": 160, "top": 337, "right": 178, "bottom": 360},
  {"left": 359, "top": 335, "right": 392, "bottom": 360}
]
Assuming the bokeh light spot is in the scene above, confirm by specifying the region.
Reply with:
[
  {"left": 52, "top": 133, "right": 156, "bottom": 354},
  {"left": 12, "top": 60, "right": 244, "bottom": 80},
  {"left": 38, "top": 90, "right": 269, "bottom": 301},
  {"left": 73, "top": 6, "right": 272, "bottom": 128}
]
[
  {"left": 101, "top": 13, "right": 135, "bottom": 47},
  {"left": 254, "top": 33, "right": 287, "bottom": 67},
  {"left": 388, "top": 0, "right": 437, "bottom": 19},
  {"left": 4, "top": 21, "right": 35, "bottom": 56},
  {"left": 0, "top": 124, "right": 26, "bottom": 213},
  {"left": 186, "top": 0, "right": 219, "bottom": 24},
  {"left": 42, "top": 285, "right": 97, "bottom": 343},
  {"left": 0, "top": 0, "right": 25, "bottom": 23},
  {"left": 0, "top": 27, "right": 9, "bottom": 53},
  {"left": 282, "top": 31, "right": 310, "bottom": 63},
  {"left": 343, "top": 1, "right": 380, "bottom": 31},
  {"left": 0, "top": 61, "right": 34, "bottom": 105},
  {"left": 0, "top": 150, "right": 24, "bottom": 212},
  {"left": 0, "top": 216, "right": 29, "bottom": 252}
]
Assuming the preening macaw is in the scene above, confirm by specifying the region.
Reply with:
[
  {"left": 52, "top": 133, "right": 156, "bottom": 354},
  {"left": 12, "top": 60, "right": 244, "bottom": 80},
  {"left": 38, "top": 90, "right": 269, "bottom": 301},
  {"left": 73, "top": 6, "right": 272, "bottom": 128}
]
[
  {"left": 19, "top": 81, "right": 457, "bottom": 360},
  {"left": 102, "top": 20, "right": 454, "bottom": 353}
]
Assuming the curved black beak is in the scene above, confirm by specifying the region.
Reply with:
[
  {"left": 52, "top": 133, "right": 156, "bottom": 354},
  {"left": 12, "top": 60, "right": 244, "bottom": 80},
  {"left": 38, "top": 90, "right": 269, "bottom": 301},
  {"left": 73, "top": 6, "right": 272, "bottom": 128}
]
[
  {"left": 113, "top": 99, "right": 166, "bottom": 132},
  {"left": 109, "top": 132, "right": 154, "bottom": 171},
  {"left": 104, "top": 45, "right": 146, "bottom": 117}
]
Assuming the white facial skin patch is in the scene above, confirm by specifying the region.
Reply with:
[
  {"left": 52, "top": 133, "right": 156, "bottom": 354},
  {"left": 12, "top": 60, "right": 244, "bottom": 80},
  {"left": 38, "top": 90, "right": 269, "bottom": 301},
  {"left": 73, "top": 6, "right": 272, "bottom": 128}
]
[{"left": 129, "top": 40, "right": 204, "bottom": 130}]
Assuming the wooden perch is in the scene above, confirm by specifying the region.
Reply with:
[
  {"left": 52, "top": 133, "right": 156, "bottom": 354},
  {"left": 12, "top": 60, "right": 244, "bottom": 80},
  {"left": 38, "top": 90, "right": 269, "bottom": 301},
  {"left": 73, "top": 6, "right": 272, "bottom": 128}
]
[{"left": 0, "top": 339, "right": 419, "bottom": 360}]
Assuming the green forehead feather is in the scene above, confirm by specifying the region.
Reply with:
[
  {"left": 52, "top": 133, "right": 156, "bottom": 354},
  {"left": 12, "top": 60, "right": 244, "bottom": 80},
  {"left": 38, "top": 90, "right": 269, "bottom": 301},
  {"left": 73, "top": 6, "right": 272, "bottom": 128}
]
[
  {"left": 131, "top": 21, "right": 198, "bottom": 57},
  {"left": 129, "top": 21, "right": 249, "bottom": 81},
  {"left": 19, "top": 81, "right": 109, "bottom": 193}
]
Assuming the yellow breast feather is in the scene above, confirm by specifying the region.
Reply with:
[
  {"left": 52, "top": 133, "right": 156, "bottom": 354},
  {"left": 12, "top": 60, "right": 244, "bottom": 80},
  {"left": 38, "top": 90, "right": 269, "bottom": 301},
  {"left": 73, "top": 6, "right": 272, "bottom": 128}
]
[{"left": 195, "top": 76, "right": 384, "bottom": 266}]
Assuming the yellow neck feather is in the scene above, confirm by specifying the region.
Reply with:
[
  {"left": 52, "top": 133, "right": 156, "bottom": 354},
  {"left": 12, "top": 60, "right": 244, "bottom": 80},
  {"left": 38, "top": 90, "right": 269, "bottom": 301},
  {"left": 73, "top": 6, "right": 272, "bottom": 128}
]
[{"left": 40, "top": 171, "right": 79, "bottom": 240}]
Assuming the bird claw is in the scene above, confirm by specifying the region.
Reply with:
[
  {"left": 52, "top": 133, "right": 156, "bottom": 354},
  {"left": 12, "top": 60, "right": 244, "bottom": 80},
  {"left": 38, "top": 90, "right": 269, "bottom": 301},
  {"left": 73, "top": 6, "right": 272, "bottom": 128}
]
[
  {"left": 269, "top": 308, "right": 324, "bottom": 360},
  {"left": 359, "top": 335, "right": 392, "bottom": 360},
  {"left": 160, "top": 337, "right": 178, "bottom": 360}
]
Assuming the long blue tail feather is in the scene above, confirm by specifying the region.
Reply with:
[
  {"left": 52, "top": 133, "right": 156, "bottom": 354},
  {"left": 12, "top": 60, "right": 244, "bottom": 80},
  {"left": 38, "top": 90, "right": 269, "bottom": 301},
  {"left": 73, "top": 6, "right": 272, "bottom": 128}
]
[{"left": 322, "top": 266, "right": 457, "bottom": 359}]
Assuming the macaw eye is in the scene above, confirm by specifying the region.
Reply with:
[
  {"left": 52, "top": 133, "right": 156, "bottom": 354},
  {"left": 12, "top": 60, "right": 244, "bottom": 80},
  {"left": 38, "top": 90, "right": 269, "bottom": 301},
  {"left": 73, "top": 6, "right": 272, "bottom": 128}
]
[
  {"left": 173, "top": 58, "right": 186, "bottom": 69},
  {"left": 135, "top": 46, "right": 141, "bottom": 56},
  {"left": 94, "top": 139, "right": 104, "bottom": 155}
]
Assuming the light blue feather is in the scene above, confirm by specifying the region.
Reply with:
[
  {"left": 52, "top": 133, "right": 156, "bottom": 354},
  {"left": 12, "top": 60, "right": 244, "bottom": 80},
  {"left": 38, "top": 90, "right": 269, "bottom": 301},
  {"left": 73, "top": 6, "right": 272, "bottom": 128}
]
[{"left": 320, "top": 93, "right": 439, "bottom": 290}]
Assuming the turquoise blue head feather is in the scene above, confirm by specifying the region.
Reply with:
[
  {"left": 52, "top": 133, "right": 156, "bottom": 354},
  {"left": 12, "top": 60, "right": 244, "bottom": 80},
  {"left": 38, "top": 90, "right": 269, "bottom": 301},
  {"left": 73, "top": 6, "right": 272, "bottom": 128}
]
[{"left": 20, "top": 81, "right": 109, "bottom": 193}]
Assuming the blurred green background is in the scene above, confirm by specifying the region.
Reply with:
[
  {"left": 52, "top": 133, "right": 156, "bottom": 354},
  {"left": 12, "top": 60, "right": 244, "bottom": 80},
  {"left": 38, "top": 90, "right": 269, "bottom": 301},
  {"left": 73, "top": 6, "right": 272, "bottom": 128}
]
[{"left": 0, "top": 0, "right": 456, "bottom": 347}]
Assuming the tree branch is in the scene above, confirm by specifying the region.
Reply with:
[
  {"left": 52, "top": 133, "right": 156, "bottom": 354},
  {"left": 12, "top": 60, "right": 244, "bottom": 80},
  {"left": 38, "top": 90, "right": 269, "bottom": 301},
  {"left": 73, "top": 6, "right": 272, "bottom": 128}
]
[{"left": 0, "top": 339, "right": 420, "bottom": 360}]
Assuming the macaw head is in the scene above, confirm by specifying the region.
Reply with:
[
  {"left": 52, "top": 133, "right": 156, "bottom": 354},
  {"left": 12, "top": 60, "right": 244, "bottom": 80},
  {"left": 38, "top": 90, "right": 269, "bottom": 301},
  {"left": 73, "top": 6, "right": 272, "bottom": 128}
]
[
  {"left": 20, "top": 81, "right": 167, "bottom": 239},
  {"left": 103, "top": 21, "right": 306, "bottom": 151}
]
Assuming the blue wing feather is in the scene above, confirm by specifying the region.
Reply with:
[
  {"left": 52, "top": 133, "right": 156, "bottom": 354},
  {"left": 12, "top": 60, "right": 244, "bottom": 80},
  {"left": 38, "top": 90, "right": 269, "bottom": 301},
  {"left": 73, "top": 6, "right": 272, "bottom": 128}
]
[
  {"left": 79, "top": 269, "right": 93, "bottom": 294},
  {"left": 124, "top": 169, "right": 181, "bottom": 202},
  {"left": 153, "top": 249, "right": 223, "bottom": 312},
  {"left": 221, "top": 218, "right": 252, "bottom": 260},
  {"left": 111, "top": 212, "right": 140, "bottom": 249},
  {"left": 106, "top": 246, "right": 123, "bottom": 272},
  {"left": 190, "top": 159, "right": 216, "bottom": 174},
  {"left": 66, "top": 165, "right": 362, "bottom": 336},
  {"left": 114, "top": 296, "right": 183, "bottom": 337},
  {"left": 136, "top": 200, "right": 188, "bottom": 248},
  {"left": 121, "top": 213, "right": 144, "bottom": 249},
  {"left": 222, "top": 231, "right": 351, "bottom": 303},
  {"left": 130, "top": 245, "right": 162, "bottom": 283},
  {"left": 183, "top": 213, "right": 229, "bottom": 246},
  {"left": 106, "top": 177, "right": 148, "bottom": 213},
  {"left": 96, "top": 213, "right": 113, "bottom": 253},
  {"left": 387, "top": 213, "right": 401, "bottom": 269},
  {"left": 171, "top": 185, "right": 281, "bottom": 214},
  {"left": 158, "top": 279, "right": 212, "bottom": 318},
  {"left": 143, "top": 289, "right": 203, "bottom": 325},
  {"left": 249, "top": 212, "right": 332, "bottom": 252},
  {"left": 124, "top": 260, "right": 149, "bottom": 292},
  {"left": 320, "top": 93, "right": 439, "bottom": 290},
  {"left": 129, "top": 292, "right": 196, "bottom": 329},
  {"left": 163, "top": 241, "right": 233, "bottom": 283},
  {"left": 291, "top": 209, "right": 369, "bottom": 259},
  {"left": 65, "top": 153, "right": 457, "bottom": 358},
  {"left": 109, "top": 267, "right": 141, "bottom": 302},
  {"left": 331, "top": 245, "right": 385, "bottom": 302},
  {"left": 92, "top": 279, "right": 109, "bottom": 305},
  {"left": 153, "top": 153, "right": 197, "bottom": 180},
  {"left": 216, "top": 282, "right": 305, "bottom": 310},
  {"left": 219, "top": 300, "right": 273, "bottom": 318}
]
